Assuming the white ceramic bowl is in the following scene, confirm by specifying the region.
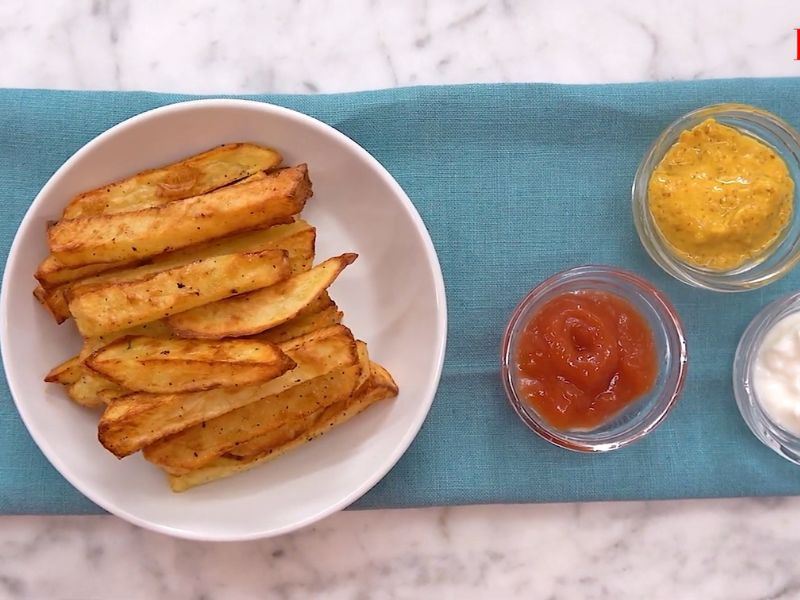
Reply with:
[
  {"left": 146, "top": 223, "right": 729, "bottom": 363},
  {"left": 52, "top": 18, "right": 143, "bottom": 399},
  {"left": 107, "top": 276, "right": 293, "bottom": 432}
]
[{"left": 0, "top": 99, "right": 447, "bottom": 541}]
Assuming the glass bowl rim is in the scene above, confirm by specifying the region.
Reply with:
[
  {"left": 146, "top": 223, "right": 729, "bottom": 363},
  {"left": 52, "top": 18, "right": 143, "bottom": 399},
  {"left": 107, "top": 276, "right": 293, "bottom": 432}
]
[
  {"left": 733, "top": 290, "right": 800, "bottom": 465},
  {"left": 500, "top": 264, "right": 688, "bottom": 452}
]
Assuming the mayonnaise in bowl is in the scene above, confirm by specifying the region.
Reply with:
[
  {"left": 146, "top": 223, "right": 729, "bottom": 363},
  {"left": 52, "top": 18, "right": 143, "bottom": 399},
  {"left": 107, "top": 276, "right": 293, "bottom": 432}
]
[
  {"left": 753, "top": 311, "right": 800, "bottom": 437},
  {"left": 734, "top": 292, "right": 800, "bottom": 465}
]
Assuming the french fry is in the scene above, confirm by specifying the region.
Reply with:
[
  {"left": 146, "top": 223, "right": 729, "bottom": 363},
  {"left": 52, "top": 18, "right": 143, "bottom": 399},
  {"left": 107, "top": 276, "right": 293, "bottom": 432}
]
[
  {"left": 69, "top": 249, "right": 290, "bottom": 337},
  {"left": 168, "top": 254, "right": 356, "bottom": 339},
  {"left": 98, "top": 325, "right": 358, "bottom": 457},
  {"left": 48, "top": 165, "right": 311, "bottom": 267},
  {"left": 80, "top": 320, "right": 173, "bottom": 359},
  {"left": 167, "top": 360, "right": 398, "bottom": 492},
  {"left": 62, "top": 143, "right": 282, "bottom": 219},
  {"left": 36, "top": 221, "right": 315, "bottom": 325},
  {"left": 228, "top": 341, "right": 372, "bottom": 458},
  {"left": 253, "top": 305, "right": 343, "bottom": 345},
  {"left": 143, "top": 362, "right": 362, "bottom": 473},
  {"left": 34, "top": 173, "right": 288, "bottom": 289},
  {"left": 66, "top": 371, "right": 125, "bottom": 408},
  {"left": 68, "top": 220, "right": 314, "bottom": 299},
  {"left": 44, "top": 355, "right": 85, "bottom": 384},
  {"left": 86, "top": 336, "right": 295, "bottom": 394},
  {"left": 35, "top": 256, "right": 130, "bottom": 290}
]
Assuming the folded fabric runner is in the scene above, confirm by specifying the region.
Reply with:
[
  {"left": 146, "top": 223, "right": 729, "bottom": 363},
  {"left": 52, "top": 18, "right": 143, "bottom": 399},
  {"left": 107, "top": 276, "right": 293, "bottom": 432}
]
[{"left": 2, "top": 79, "right": 800, "bottom": 515}]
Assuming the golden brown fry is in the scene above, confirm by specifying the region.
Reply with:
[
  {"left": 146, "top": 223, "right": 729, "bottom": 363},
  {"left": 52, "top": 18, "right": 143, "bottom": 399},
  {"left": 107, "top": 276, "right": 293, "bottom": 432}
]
[
  {"left": 35, "top": 174, "right": 293, "bottom": 289},
  {"left": 228, "top": 341, "right": 372, "bottom": 458},
  {"left": 167, "top": 360, "right": 398, "bottom": 492},
  {"left": 168, "top": 253, "right": 356, "bottom": 339},
  {"left": 49, "top": 165, "right": 311, "bottom": 267},
  {"left": 35, "top": 256, "right": 129, "bottom": 289},
  {"left": 35, "top": 220, "right": 315, "bottom": 326},
  {"left": 143, "top": 362, "right": 361, "bottom": 473},
  {"left": 62, "top": 143, "right": 282, "bottom": 219},
  {"left": 66, "top": 371, "right": 125, "bottom": 408},
  {"left": 68, "top": 220, "right": 314, "bottom": 298},
  {"left": 87, "top": 336, "right": 295, "bottom": 394},
  {"left": 98, "top": 325, "right": 358, "bottom": 458},
  {"left": 44, "top": 355, "right": 84, "bottom": 384},
  {"left": 253, "top": 305, "right": 343, "bottom": 345},
  {"left": 69, "top": 249, "right": 290, "bottom": 337},
  {"left": 80, "top": 319, "right": 173, "bottom": 359}
]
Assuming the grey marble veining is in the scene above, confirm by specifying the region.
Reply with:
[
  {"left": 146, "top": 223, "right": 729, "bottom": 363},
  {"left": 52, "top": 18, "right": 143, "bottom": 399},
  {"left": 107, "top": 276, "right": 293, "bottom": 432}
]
[
  {"left": 1, "top": 0, "right": 800, "bottom": 598},
  {"left": 0, "top": 0, "right": 797, "bottom": 94},
  {"left": 1, "top": 498, "right": 799, "bottom": 599}
]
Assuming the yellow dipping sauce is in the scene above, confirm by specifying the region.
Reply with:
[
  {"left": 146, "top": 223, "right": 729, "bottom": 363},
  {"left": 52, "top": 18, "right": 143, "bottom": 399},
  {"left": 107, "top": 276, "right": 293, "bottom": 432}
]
[{"left": 648, "top": 118, "right": 794, "bottom": 271}]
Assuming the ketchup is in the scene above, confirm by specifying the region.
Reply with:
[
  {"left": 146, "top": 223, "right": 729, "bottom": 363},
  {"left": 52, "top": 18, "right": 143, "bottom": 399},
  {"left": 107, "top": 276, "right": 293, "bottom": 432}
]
[{"left": 515, "top": 291, "right": 657, "bottom": 430}]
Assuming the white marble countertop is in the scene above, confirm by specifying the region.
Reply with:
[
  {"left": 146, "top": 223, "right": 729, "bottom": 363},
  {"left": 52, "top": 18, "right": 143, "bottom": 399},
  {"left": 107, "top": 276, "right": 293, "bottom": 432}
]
[{"left": 2, "top": 0, "right": 800, "bottom": 598}]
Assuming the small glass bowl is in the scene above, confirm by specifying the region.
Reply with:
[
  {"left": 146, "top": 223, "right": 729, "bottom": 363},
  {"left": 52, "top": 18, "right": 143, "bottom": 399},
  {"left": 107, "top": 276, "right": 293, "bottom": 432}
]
[
  {"left": 500, "top": 266, "right": 688, "bottom": 452},
  {"left": 632, "top": 103, "right": 800, "bottom": 292},
  {"left": 733, "top": 292, "right": 800, "bottom": 465}
]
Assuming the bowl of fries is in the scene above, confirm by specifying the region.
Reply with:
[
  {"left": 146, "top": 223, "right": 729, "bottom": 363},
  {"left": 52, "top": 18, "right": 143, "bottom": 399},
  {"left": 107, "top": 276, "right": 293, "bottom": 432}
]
[{"left": 0, "top": 99, "right": 447, "bottom": 540}]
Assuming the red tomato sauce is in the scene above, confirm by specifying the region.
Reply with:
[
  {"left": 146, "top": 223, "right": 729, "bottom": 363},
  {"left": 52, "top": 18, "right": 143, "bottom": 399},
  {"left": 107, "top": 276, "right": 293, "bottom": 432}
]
[{"left": 515, "top": 291, "right": 658, "bottom": 430}]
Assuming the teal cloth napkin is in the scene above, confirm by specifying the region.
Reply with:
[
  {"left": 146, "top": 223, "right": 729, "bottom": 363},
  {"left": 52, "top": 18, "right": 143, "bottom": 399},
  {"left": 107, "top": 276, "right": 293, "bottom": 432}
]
[{"left": 3, "top": 80, "right": 800, "bottom": 515}]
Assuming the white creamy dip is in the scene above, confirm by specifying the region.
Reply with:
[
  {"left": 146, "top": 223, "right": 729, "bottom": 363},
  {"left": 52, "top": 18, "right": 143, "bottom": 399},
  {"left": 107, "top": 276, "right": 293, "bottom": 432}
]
[{"left": 753, "top": 311, "right": 800, "bottom": 437}]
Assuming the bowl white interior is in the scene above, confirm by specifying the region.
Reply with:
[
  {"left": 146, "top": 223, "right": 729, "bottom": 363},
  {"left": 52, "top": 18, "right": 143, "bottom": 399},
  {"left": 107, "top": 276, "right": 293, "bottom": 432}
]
[{"left": 0, "top": 99, "right": 447, "bottom": 541}]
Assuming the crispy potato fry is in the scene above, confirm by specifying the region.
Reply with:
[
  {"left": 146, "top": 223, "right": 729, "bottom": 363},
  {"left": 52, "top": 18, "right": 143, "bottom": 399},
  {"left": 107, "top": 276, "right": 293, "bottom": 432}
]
[
  {"left": 35, "top": 174, "right": 279, "bottom": 289},
  {"left": 33, "top": 284, "right": 46, "bottom": 305},
  {"left": 98, "top": 325, "right": 358, "bottom": 457},
  {"left": 62, "top": 143, "right": 282, "bottom": 219},
  {"left": 69, "top": 249, "right": 290, "bottom": 337},
  {"left": 35, "top": 256, "right": 129, "bottom": 289},
  {"left": 87, "top": 336, "right": 295, "bottom": 394},
  {"left": 36, "top": 216, "right": 311, "bottom": 291},
  {"left": 168, "top": 359, "right": 398, "bottom": 492},
  {"left": 169, "top": 253, "right": 356, "bottom": 339},
  {"left": 80, "top": 319, "right": 173, "bottom": 359},
  {"left": 69, "top": 220, "right": 313, "bottom": 298},
  {"left": 144, "top": 362, "right": 362, "bottom": 473},
  {"left": 44, "top": 355, "right": 85, "bottom": 384},
  {"left": 227, "top": 342, "right": 372, "bottom": 459},
  {"left": 253, "top": 305, "right": 343, "bottom": 345},
  {"left": 37, "top": 286, "right": 70, "bottom": 323},
  {"left": 34, "top": 285, "right": 69, "bottom": 324},
  {"left": 49, "top": 165, "right": 311, "bottom": 267},
  {"left": 36, "top": 221, "right": 315, "bottom": 325},
  {"left": 67, "top": 371, "right": 125, "bottom": 408}
]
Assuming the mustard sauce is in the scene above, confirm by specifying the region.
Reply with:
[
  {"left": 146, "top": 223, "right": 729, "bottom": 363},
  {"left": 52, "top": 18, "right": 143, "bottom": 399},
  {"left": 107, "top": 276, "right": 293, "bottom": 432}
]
[{"left": 648, "top": 118, "right": 794, "bottom": 271}]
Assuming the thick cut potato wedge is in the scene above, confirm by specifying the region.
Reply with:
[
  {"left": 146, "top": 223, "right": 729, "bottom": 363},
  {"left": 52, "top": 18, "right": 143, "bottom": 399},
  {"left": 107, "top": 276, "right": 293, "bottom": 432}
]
[
  {"left": 35, "top": 285, "right": 70, "bottom": 324},
  {"left": 48, "top": 165, "right": 311, "bottom": 267},
  {"left": 35, "top": 221, "right": 315, "bottom": 325},
  {"left": 254, "top": 305, "right": 343, "bottom": 345},
  {"left": 34, "top": 173, "right": 279, "bottom": 289},
  {"left": 98, "top": 325, "right": 358, "bottom": 458},
  {"left": 67, "top": 371, "right": 125, "bottom": 408},
  {"left": 167, "top": 360, "right": 398, "bottom": 492},
  {"left": 87, "top": 336, "right": 295, "bottom": 394},
  {"left": 38, "top": 286, "right": 70, "bottom": 323},
  {"left": 35, "top": 216, "right": 311, "bottom": 291},
  {"left": 169, "top": 253, "right": 356, "bottom": 339},
  {"left": 228, "top": 341, "right": 372, "bottom": 458},
  {"left": 35, "top": 256, "right": 129, "bottom": 289},
  {"left": 62, "top": 143, "right": 282, "bottom": 219},
  {"left": 69, "top": 249, "right": 290, "bottom": 337},
  {"left": 68, "top": 220, "right": 315, "bottom": 299},
  {"left": 44, "top": 356, "right": 85, "bottom": 384},
  {"left": 80, "top": 319, "right": 173, "bottom": 359},
  {"left": 144, "top": 362, "right": 362, "bottom": 473}
]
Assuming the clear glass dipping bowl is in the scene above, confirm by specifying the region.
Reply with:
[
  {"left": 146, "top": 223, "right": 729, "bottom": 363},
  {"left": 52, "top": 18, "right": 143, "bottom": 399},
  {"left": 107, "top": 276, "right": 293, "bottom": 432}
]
[
  {"left": 500, "top": 266, "right": 688, "bottom": 452},
  {"left": 632, "top": 103, "right": 800, "bottom": 292},
  {"left": 733, "top": 291, "right": 800, "bottom": 465}
]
